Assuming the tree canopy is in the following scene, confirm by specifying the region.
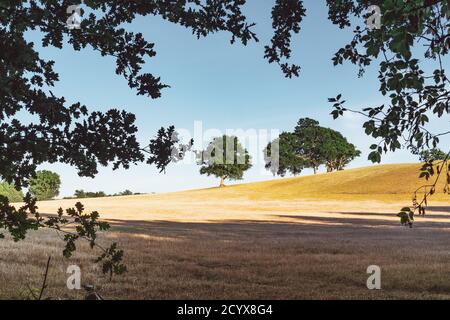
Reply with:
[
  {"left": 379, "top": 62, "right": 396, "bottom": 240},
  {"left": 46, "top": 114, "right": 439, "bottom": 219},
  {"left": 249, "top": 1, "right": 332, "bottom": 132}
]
[
  {"left": 293, "top": 118, "right": 327, "bottom": 175},
  {"left": 29, "top": 170, "right": 61, "bottom": 201},
  {"left": 327, "top": 1, "right": 449, "bottom": 162},
  {"left": 198, "top": 135, "right": 252, "bottom": 187},
  {"left": 264, "top": 132, "right": 305, "bottom": 177},
  {"left": 266, "top": 118, "right": 360, "bottom": 176},
  {"left": 321, "top": 128, "right": 361, "bottom": 172}
]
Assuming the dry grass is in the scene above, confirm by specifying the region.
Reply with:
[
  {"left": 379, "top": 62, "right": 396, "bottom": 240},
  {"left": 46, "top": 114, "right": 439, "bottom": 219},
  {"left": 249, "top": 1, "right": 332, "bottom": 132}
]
[
  {"left": 202, "top": 162, "right": 449, "bottom": 202},
  {"left": 2, "top": 163, "right": 450, "bottom": 299}
]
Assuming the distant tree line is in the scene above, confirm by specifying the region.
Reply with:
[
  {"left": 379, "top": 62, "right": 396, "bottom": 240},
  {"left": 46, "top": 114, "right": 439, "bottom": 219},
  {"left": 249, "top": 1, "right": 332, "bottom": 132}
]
[
  {"left": 0, "top": 170, "right": 140, "bottom": 202},
  {"left": 64, "top": 189, "right": 141, "bottom": 199}
]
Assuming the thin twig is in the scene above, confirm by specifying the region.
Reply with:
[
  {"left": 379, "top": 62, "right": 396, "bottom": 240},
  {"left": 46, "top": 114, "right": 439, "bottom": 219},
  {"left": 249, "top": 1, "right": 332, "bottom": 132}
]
[
  {"left": 38, "top": 256, "right": 51, "bottom": 300},
  {"left": 414, "top": 151, "right": 450, "bottom": 210},
  {"left": 26, "top": 284, "right": 38, "bottom": 300}
]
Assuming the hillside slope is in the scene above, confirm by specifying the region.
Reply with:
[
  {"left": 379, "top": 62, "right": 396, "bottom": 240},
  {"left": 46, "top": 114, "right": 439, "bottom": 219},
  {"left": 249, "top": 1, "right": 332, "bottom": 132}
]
[
  {"left": 29, "top": 163, "right": 448, "bottom": 222},
  {"left": 184, "top": 163, "right": 449, "bottom": 201}
]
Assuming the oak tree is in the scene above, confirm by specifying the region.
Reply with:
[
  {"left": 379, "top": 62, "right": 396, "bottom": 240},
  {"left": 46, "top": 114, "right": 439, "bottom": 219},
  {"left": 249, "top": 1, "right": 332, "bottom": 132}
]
[
  {"left": 198, "top": 135, "right": 252, "bottom": 187},
  {"left": 29, "top": 170, "right": 61, "bottom": 201},
  {"left": 265, "top": 118, "right": 360, "bottom": 175},
  {"left": 321, "top": 128, "right": 361, "bottom": 172},
  {"left": 264, "top": 132, "right": 305, "bottom": 177}
]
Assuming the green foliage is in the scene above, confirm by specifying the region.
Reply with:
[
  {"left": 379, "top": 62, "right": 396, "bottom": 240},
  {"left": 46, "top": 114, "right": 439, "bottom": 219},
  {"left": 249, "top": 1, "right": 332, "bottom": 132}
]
[
  {"left": 321, "top": 128, "right": 361, "bottom": 172},
  {"left": 397, "top": 207, "right": 414, "bottom": 228},
  {"left": 28, "top": 170, "right": 61, "bottom": 201},
  {"left": 146, "top": 126, "right": 193, "bottom": 173},
  {"left": 73, "top": 190, "right": 107, "bottom": 199},
  {"left": 265, "top": 132, "right": 305, "bottom": 177},
  {"left": 410, "top": 152, "right": 449, "bottom": 227},
  {"left": 65, "top": 189, "right": 136, "bottom": 199},
  {"left": 0, "top": 194, "right": 125, "bottom": 277},
  {"left": 96, "top": 243, "right": 127, "bottom": 281},
  {"left": 199, "top": 136, "right": 252, "bottom": 186},
  {"left": 266, "top": 118, "right": 360, "bottom": 176},
  {"left": 0, "top": 0, "right": 303, "bottom": 282},
  {"left": 325, "top": 1, "right": 450, "bottom": 225},
  {"left": 0, "top": 1, "right": 302, "bottom": 188},
  {"left": 293, "top": 118, "right": 325, "bottom": 174},
  {"left": 419, "top": 149, "right": 447, "bottom": 163},
  {"left": 327, "top": 1, "right": 449, "bottom": 161},
  {"left": 0, "top": 182, "right": 24, "bottom": 202},
  {"left": 118, "top": 190, "right": 133, "bottom": 196}
]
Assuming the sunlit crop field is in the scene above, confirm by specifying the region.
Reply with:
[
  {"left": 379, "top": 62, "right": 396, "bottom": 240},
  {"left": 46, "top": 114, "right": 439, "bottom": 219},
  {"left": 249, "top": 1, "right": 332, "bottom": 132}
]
[{"left": 2, "top": 164, "right": 449, "bottom": 299}]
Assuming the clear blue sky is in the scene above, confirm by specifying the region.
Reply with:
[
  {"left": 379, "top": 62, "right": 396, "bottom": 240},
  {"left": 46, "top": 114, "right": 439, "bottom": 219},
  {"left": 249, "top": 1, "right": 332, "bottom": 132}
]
[{"left": 27, "top": 1, "right": 449, "bottom": 197}]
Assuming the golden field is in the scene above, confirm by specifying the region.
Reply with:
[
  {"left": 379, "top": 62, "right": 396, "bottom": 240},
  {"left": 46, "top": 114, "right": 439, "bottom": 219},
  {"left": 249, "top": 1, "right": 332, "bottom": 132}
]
[{"left": 1, "top": 163, "right": 450, "bottom": 299}]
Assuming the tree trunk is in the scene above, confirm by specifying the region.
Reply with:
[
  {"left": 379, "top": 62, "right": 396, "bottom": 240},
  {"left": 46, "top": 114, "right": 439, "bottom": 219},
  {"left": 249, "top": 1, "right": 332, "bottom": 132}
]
[
  {"left": 219, "top": 176, "right": 225, "bottom": 187},
  {"left": 313, "top": 166, "right": 317, "bottom": 175}
]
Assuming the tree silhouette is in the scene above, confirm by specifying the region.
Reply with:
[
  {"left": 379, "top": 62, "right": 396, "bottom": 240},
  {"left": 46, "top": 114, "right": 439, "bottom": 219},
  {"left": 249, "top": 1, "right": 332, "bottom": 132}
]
[
  {"left": 325, "top": 1, "right": 450, "bottom": 222},
  {"left": 329, "top": 0, "right": 450, "bottom": 162}
]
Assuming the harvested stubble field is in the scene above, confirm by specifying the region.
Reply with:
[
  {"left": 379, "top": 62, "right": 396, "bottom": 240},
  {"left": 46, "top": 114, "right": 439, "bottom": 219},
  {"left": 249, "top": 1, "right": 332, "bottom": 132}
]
[{"left": 1, "top": 163, "right": 450, "bottom": 299}]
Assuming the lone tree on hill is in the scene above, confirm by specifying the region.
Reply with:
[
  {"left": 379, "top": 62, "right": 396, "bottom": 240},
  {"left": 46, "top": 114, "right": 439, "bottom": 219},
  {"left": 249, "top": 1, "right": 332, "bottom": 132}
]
[
  {"left": 199, "top": 136, "right": 252, "bottom": 187},
  {"left": 29, "top": 170, "right": 61, "bottom": 201}
]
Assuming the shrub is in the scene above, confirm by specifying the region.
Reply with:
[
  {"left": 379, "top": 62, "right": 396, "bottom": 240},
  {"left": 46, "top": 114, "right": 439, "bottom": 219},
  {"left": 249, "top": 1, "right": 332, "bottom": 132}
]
[{"left": 0, "top": 182, "right": 24, "bottom": 202}]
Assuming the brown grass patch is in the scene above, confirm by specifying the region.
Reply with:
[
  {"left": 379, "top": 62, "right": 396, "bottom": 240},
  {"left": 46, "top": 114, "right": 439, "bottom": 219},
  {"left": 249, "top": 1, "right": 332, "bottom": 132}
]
[{"left": 2, "top": 197, "right": 450, "bottom": 299}]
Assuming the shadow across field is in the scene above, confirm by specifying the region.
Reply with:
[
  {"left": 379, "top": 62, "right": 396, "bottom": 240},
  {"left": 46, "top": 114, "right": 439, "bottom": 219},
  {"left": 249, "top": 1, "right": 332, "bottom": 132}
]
[
  {"left": 106, "top": 214, "right": 450, "bottom": 249},
  {"left": 332, "top": 209, "right": 450, "bottom": 219},
  {"left": 96, "top": 214, "right": 450, "bottom": 299},
  {"left": 3, "top": 202, "right": 450, "bottom": 299},
  {"left": 426, "top": 206, "right": 450, "bottom": 213}
]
